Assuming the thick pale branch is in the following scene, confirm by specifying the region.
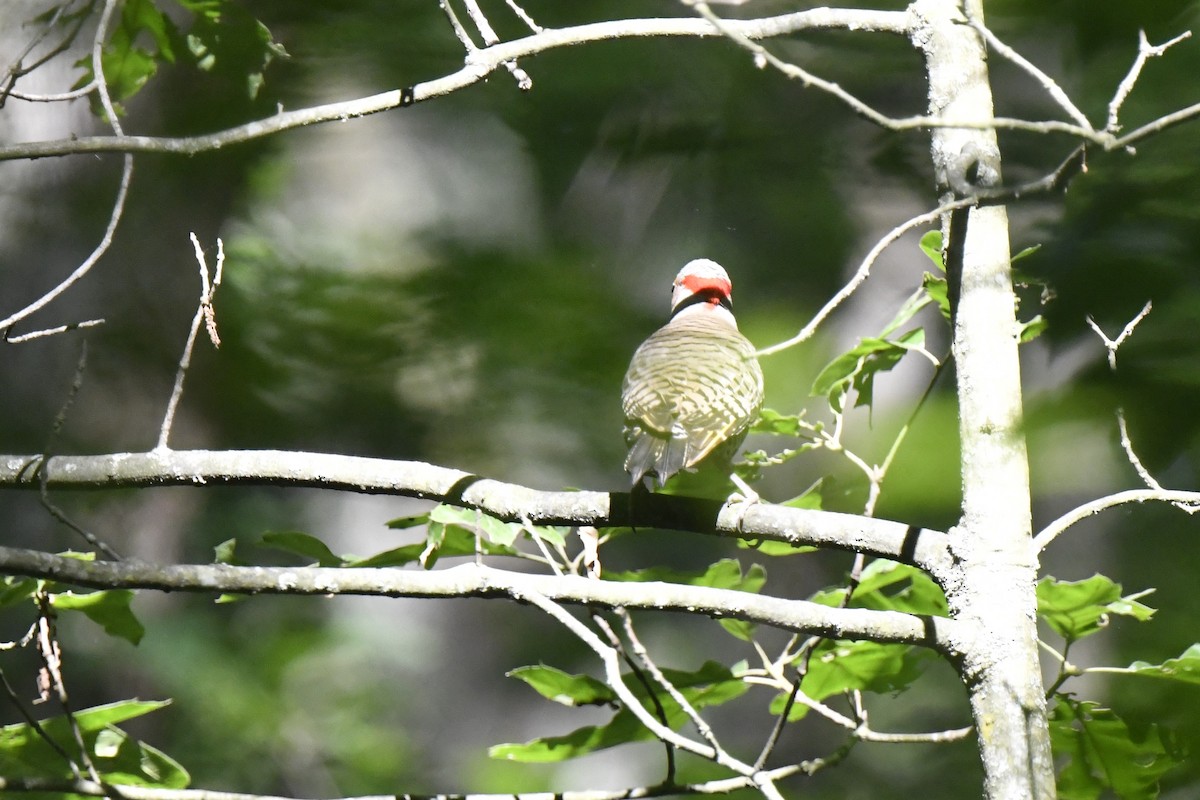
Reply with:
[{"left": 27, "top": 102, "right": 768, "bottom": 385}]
[
  {"left": 0, "top": 9, "right": 908, "bottom": 162},
  {"left": 0, "top": 449, "right": 956, "bottom": 581},
  {"left": 0, "top": 547, "right": 961, "bottom": 652},
  {"left": 0, "top": 769, "right": 806, "bottom": 800}
]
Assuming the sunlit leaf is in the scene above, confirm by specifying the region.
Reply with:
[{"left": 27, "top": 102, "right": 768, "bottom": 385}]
[
  {"left": 919, "top": 230, "right": 944, "bottom": 271},
  {"left": 751, "top": 408, "right": 810, "bottom": 436},
  {"left": 811, "top": 328, "right": 926, "bottom": 411},
  {"left": 507, "top": 665, "right": 615, "bottom": 707},
  {"left": 923, "top": 272, "right": 951, "bottom": 321},
  {"left": 851, "top": 560, "right": 948, "bottom": 617},
  {"left": 1037, "top": 575, "right": 1155, "bottom": 643},
  {"left": 1104, "top": 644, "right": 1200, "bottom": 686},
  {"left": 0, "top": 700, "right": 185, "bottom": 786},
  {"left": 492, "top": 661, "right": 746, "bottom": 761},
  {"left": 51, "top": 590, "right": 145, "bottom": 645},
  {"left": 1020, "top": 315, "right": 1048, "bottom": 343}
]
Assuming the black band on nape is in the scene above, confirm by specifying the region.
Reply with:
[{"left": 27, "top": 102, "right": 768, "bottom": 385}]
[{"left": 670, "top": 289, "right": 733, "bottom": 319}]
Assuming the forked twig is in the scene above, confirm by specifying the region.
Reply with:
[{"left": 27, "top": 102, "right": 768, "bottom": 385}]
[{"left": 157, "top": 235, "right": 225, "bottom": 450}]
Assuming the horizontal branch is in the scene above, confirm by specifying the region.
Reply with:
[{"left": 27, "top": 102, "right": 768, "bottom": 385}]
[
  {"left": 0, "top": 449, "right": 955, "bottom": 581},
  {"left": 0, "top": 768, "right": 803, "bottom": 800},
  {"left": 0, "top": 547, "right": 961, "bottom": 652},
  {"left": 0, "top": 9, "right": 909, "bottom": 162}
]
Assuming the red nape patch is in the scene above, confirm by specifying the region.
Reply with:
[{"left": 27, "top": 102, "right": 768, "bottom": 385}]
[{"left": 679, "top": 274, "right": 732, "bottom": 298}]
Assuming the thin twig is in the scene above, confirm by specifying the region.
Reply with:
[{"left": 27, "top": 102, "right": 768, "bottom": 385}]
[
  {"left": 617, "top": 609, "right": 724, "bottom": 755},
  {"left": 1034, "top": 488, "right": 1200, "bottom": 551},
  {"left": 5, "top": 319, "right": 104, "bottom": 343},
  {"left": 0, "top": 155, "right": 133, "bottom": 330},
  {"left": 1107, "top": 30, "right": 1193, "bottom": 133},
  {"left": 460, "top": 0, "right": 532, "bottom": 89},
  {"left": 964, "top": 14, "right": 1093, "bottom": 130},
  {"left": 503, "top": 0, "right": 543, "bottom": 34},
  {"left": 34, "top": 592, "right": 99, "bottom": 783},
  {"left": 157, "top": 235, "right": 225, "bottom": 450},
  {"left": 1085, "top": 301, "right": 1152, "bottom": 370},
  {"left": 758, "top": 201, "right": 963, "bottom": 356},
  {"left": 438, "top": 0, "right": 478, "bottom": 51},
  {"left": 590, "top": 612, "right": 677, "bottom": 782},
  {"left": 0, "top": 665, "right": 79, "bottom": 771},
  {"left": 34, "top": 342, "right": 122, "bottom": 560}
]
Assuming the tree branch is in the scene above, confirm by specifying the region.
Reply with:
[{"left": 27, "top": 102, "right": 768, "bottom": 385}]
[
  {"left": 0, "top": 449, "right": 955, "bottom": 581},
  {"left": 1033, "top": 488, "right": 1200, "bottom": 551},
  {"left": 0, "top": 9, "right": 910, "bottom": 162},
  {"left": 0, "top": 548, "right": 961, "bottom": 653},
  {"left": 0, "top": 770, "right": 812, "bottom": 800}
]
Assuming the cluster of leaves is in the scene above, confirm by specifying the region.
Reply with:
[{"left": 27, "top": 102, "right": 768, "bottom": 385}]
[
  {"left": 63, "top": 0, "right": 287, "bottom": 116},
  {"left": 0, "top": 569, "right": 182, "bottom": 790},
  {"left": 1038, "top": 575, "right": 1197, "bottom": 798}
]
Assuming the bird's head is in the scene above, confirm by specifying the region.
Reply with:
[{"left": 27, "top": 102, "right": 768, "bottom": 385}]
[
  {"left": 672, "top": 257, "right": 734, "bottom": 323},
  {"left": 670, "top": 259, "right": 736, "bottom": 321}
]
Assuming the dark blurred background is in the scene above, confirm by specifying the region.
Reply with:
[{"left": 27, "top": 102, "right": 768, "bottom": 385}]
[{"left": 2, "top": 0, "right": 1199, "bottom": 796}]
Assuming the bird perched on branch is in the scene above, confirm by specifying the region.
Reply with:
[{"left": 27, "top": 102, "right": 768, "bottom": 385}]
[{"left": 621, "top": 259, "right": 764, "bottom": 492}]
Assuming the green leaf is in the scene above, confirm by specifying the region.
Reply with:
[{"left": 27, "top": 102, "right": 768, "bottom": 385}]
[
  {"left": 1037, "top": 576, "right": 1155, "bottom": 643},
  {"left": 919, "top": 230, "right": 944, "bottom": 271},
  {"left": 811, "top": 328, "right": 927, "bottom": 411},
  {"left": 0, "top": 576, "right": 37, "bottom": 608},
  {"left": 1012, "top": 243, "right": 1042, "bottom": 264},
  {"left": 802, "top": 640, "right": 928, "bottom": 702},
  {"left": 213, "top": 538, "right": 243, "bottom": 565},
  {"left": 174, "top": 0, "right": 289, "bottom": 98},
  {"left": 492, "top": 661, "right": 746, "bottom": 762},
  {"left": 50, "top": 590, "right": 145, "bottom": 645},
  {"left": 1020, "top": 314, "right": 1048, "bottom": 343},
  {"left": 508, "top": 665, "right": 615, "bottom": 707},
  {"left": 1050, "top": 696, "right": 1181, "bottom": 800},
  {"left": 343, "top": 544, "right": 426, "bottom": 568},
  {"left": 0, "top": 700, "right": 185, "bottom": 786},
  {"left": 259, "top": 531, "right": 345, "bottom": 567},
  {"left": 607, "top": 559, "right": 766, "bottom": 593},
  {"left": 851, "top": 560, "right": 948, "bottom": 617},
  {"left": 386, "top": 512, "right": 431, "bottom": 529},
  {"left": 1105, "top": 644, "right": 1200, "bottom": 686},
  {"left": 412, "top": 518, "right": 518, "bottom": 569},
  {"left": 922, "top": 272, "right": 951, "bottom": 321},
  {"left": 879, "top": 288, "right": 934, "bottom": 339},
  {"left": 430, "top": 504, "right": 521, "bottom": 547},
  {"left": 751, "top": 408, "right": 810, "bottom": 436},
  {"left": 772, "top": 640, "right": 930, "bottom": 721}
]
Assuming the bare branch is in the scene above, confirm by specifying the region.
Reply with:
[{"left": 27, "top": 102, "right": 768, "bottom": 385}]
[
  {"left": 459, "top": 0, "right": 532, "bottom": 89},
  {"left": 0, "top": 548, "right": 960, "bottom": 652},
  {"left": 964, "top": 14, "right": 1093, "bottom": 130},
  {"left": 0, "top": 9, "right": 913, "bottom": 162},
  {"left": 0, "top": 449, "right": 956, "bottom": 581},
  {"left": 1113, "top": 98, "right": 1200, "bottom": 150},
  {"left": 1034, "top": 488, "right": 1200, "bottom": 551},
  {"left": 503, "top": 0, "right": 543, "bottom": 34},
  {"left": 0, "top": 155, "right": 133, "bottom": 329},
  {"left": 1085, "top": 300, "right": 1152, "bottom": 370},
  {"left": 757, "top": 200, "right": 965, "bottom": 356},
  {"left": 1107, "top": 30, "right": 1193, "bottom": 133},
  {"left": 5, "top": 318, "right": 104, "bottom": 343}
]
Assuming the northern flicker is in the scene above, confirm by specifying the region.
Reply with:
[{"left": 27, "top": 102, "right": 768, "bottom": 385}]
[{"left": 621, "top": 259, "right": 764, "bottom": 489}]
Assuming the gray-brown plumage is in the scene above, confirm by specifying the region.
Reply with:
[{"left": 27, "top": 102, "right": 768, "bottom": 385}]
[{"left": 621, "top": 259, "right": 764, "bottom": 488}]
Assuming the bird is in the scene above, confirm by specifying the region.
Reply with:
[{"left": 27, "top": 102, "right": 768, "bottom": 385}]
[{"left": 620, "top": 259, "right": 764, "bottom": 493}]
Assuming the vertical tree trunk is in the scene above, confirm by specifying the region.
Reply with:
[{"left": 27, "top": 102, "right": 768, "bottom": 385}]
[{"left": 912, "top": 1, "right": 1055, "bottom": 797}]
